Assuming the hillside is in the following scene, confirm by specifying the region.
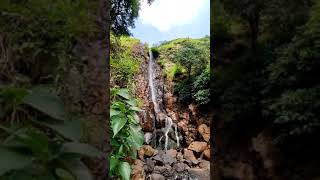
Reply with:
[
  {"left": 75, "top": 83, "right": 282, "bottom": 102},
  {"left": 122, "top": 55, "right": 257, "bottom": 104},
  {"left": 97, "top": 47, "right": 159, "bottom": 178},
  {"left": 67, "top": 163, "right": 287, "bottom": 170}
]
[{"left": 110, "top": 36, "right": 211, "bottom": 180}]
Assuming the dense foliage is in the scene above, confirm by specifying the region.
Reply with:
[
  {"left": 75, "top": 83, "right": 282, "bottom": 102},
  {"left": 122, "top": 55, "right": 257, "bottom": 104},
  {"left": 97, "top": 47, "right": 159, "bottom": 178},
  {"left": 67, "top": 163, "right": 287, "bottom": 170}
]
[
  {"left": 110, "top": 33, "right": 146, "bottom": 88},
  {"left": 213, "top": 0, "right": 320, "bottom": 177},
  {"left": 0, "top": 0, "right": 107, "bottom": 179},
  {"left": 0, "top": 87, "right": 102, "bottom": 179},
  {"left": 110, "top": 89, "right": 143, "bottom": 180},
  {"left": 0, "top": 0, "right": 98, "bottom": 85},
  {"left": 110, "top": 32, "right": 147, "bottom": 180},
  {"left": 111, "top": 0, "right": 155, "bottom": 35},
  {"left": 156, "top": 37, "right": 210, "bottom": 106}
]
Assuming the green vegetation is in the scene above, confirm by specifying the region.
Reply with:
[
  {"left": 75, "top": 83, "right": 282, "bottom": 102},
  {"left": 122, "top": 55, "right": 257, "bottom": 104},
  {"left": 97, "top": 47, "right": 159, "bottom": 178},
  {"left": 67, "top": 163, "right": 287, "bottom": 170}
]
[
  {"left": 156, "top": 37, "right": 210, "bottom": 106},
  {"left": 0, "top": 87, "right": 102, "bottom": 179},
  {"left": 110, "top": 34, "right": 144, "bottom": 88},
  {"left": 213, "top": 0, "right": 320, "bottom": 178},
  {"left": 0, "top": 0, "right": 108, "bottom": 179},
  {"left": 110, "top": 33, "right": 146, "bottom": 179},
  {"left": 110, "top": 88, "right": 143, "bottom": 180}
]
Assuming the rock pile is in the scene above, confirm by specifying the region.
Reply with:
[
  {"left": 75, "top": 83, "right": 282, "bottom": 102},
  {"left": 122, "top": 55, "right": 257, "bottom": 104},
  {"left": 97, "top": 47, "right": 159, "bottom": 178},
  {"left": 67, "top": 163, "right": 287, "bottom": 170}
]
[{"left": 132, "top": 128, "right": 211, "bottom": 180}]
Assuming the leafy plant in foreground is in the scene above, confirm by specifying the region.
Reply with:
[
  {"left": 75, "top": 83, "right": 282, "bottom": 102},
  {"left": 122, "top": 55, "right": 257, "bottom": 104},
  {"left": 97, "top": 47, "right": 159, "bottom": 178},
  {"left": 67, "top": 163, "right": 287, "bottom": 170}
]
[
  {"left": 0, "top": 87, "right": 103, "bottom": 180},
  {"left": 110, "top": 88, "right": 144, "bottom": 180}
]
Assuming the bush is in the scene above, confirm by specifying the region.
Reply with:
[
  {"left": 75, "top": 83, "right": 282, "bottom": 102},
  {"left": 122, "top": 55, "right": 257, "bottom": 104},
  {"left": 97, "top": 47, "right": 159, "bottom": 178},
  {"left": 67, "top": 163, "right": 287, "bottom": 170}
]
[
  {"left": 151, "top": 47, "right": 160, "bottom": 59},
  {"left": 111, "top": 35, "right": 142, "bottom": 88},
  {"left": 110, "top": 88, "right": 144, "bottom": 180},
  {"left": 174, "top": 80, "right": 192, "bottom": 103}
]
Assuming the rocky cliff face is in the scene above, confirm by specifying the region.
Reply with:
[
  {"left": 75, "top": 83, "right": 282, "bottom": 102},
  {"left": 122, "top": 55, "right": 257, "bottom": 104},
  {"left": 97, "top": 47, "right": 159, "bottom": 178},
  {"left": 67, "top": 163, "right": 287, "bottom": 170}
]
[{"left": 131, "top": 47, "right": 213, "bottom": 180}]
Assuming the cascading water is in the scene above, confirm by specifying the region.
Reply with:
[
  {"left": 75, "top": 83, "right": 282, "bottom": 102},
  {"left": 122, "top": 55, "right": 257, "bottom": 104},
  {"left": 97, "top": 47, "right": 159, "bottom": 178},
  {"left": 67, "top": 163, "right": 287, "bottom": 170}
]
[
  {"left": 148, "top": 49, "right": 160, "bottom": 114},
  {"left": 148, "top": 49, "right": 179, "bottom": 151}
]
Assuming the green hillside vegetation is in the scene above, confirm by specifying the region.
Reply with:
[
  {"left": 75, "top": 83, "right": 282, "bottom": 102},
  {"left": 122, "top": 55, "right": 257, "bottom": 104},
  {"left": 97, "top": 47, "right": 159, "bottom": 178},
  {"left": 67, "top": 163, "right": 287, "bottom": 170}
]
[
  {"left": 110, "top": 34, "right": 146, "bottom": 179},
  {"left": 110, "top": 33, "right": 146, "bottom": 88},
  {"left": 155, "top": 37, "right": 210, "bottom": 106}
]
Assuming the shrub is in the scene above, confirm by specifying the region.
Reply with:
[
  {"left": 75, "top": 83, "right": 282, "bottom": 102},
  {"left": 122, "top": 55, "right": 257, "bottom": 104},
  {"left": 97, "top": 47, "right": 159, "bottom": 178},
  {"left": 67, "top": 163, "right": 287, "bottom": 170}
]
[
  {"left": 151, "top": 47, "right": 160, "bottom": 59},
  {"left": 110, "top": 88, "right": 144, "bottom": 180}
]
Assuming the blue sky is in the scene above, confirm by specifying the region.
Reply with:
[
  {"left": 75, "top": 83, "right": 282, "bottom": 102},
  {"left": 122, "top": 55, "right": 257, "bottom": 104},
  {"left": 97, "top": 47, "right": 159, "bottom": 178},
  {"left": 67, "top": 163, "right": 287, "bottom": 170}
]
[{"left": 131, "top": 0, "right": 210, "bottom": 46}]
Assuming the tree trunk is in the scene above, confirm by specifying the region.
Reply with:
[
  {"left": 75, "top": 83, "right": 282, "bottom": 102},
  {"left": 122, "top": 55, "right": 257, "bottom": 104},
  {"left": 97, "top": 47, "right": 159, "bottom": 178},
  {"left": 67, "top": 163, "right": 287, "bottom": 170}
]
[{"left": 62, "top": 0, "right": 111, "bottom": 179}]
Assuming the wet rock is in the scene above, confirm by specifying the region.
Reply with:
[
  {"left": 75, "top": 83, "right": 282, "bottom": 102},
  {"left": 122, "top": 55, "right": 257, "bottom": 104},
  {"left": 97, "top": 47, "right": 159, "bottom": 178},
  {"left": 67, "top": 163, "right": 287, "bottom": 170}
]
[
  {"left": 144, "top": 158, "right": 155, "bottom": 173},
  {"left": 131, "top": 159, "right": 145, "bottom": 180},
  {"left": 173, "top": 162, "right": 188, "bottom": 172},
  {"left": 199, "top": 160, "right": 210, "bottom": 170},
  {"left": 183, "top": 149, "right": 199, "bottom": 165},
  {"left": 187, "top": 168, "right": 210, "bottom": 180},
  {"left": 162, "top": 164, "right": 175, "bottom": 177},
  {"left": 144, "top": 132, "right": 153, "bottom": 145},
  {"left": 153, "top": 151, "right": 165, "bottom": 165},
  {"left": 162, "top": 152, "right": 176, "bottom": 165},
  {"left": 140, "top": 111, "right": 153, "bottom": 132},
  {"left": 172, "top": 112, "right": 179, "bottom": 122},
  {"left": 153, "top": 150, "right": 176, "bottom": 165},
  {"left": 150, "top": 173, "right": 165, "bottom": 180},
  {"left": 188, "top": 141, "right": 208, "bottom": 153},
  {"left": 153, "top": 166, "right": 167, "bottom": 174},
  {"left": 157, "top": 112, "right": 166, "bottom": 122},
  {"left": 203, "top": 149, "right": 211, "bottom": 159},
  {"left": 166, "top": 149, "right": 177, "bottom": 158},
  {"left": 183, "top": 112, "right": 190, "bottom": 122},
  {"left": 143, "top": 145, "right": 157, "bottom": 157},
  {"left": 177, "top": 120, "right": 188, "bottom": 132},
  {"left": 138, "top": 148, "right": 144, "bottom": 160},
  {"left": 177, "top": 152, "right": 184, "bottom": 161},
  {"left": 198, "top": 124, "right": 210, "bottom": 142}
]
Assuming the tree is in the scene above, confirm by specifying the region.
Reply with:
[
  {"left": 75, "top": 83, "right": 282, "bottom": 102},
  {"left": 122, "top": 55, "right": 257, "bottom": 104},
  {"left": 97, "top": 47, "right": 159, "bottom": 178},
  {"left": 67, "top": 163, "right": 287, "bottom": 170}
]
[
  {"left": 221, "top": 0, "right": 266, "bottom": 51},
  {"left": 111, "top": 0, "right": 155, "bottom": 35}
]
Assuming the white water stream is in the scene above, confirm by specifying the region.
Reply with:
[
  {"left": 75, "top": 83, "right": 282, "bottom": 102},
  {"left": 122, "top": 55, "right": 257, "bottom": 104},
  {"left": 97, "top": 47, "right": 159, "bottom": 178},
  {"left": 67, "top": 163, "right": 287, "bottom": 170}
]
[{"left": 148, "top": 49, "right": 179, "bottom": 151}]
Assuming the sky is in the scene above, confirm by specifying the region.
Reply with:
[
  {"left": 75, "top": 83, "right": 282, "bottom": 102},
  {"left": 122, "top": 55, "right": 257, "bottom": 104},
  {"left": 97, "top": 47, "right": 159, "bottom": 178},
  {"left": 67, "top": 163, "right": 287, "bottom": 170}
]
[{"left": 131, "top": 0, "right": 210, "bottom": 46}]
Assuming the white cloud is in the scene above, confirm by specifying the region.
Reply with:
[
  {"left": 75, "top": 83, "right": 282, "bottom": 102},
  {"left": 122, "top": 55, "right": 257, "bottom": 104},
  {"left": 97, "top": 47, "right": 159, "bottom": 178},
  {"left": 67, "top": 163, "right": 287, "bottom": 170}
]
[{"left": 139, "top": 0, "right": 206, "bottom": 32}]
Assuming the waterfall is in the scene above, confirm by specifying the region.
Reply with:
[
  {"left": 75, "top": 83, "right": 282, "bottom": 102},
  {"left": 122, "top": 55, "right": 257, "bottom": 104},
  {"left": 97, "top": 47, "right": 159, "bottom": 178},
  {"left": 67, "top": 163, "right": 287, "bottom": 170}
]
[
  {"left": 148, "top": 49, "right": 179, "bottom": 151},
  {"left": 148, "top": 49, "right": 160, "bottom": 114},
  {"left": 164, "top": 116, "right": 173, "bottom": 151}
]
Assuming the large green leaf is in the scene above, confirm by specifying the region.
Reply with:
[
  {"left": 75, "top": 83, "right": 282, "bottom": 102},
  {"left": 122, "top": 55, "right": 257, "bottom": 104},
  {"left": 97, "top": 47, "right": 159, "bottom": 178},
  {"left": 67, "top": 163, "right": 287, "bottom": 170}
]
[
  {"left": 42, "top": 120, "right": 82, "bottom": 141},
  {"left": 62, "top": 158, "right": 93, "bottom": 180},
  {"left": 128, "top": 125, "right": 144, "bottom": 149},
  {"left": 0, "top": 147, "right": 33, "bottom": 175},
  {"left": 23, "top": 91, "right": 66, "bottom": 120},
  {"left": 110, "top": 109, "right": 121, "bottom": 117},
  {"left": 61, "top": 142, "right": 103, "bottom": 158},
  {"left": 109, "top": 156, "right": 119, "bottom": 173},
  {"left": 19, "top": 131, "right": 49, "bottom": 157},
  {"left": 119, "top": 161, "right": 131, "bottom": 180},
  {"left": 117, "top": 89, "right": 130, "bottom": 100},
  {"left": 125, "top": 99, "right": 137, "bottom": 107},
  {"left": 127, "top": 112, "right": 140, "bottom": 124},
  {"left": 112, "top": 101, "right": 126, "bottom": 113},
  {"left": 55, "top": 168, "right": 75, "bottom": 180},
  {"left": 1, "top": 126, "right": 49, "bottom": 158},
  {"left": 111, "top": 115, "right": 127, "bottom": 137},
  {"left": 129, "top": 106, "right": 142, "bottom": 112},
  {"left": 0, "top": 87, "right": 28, "bottom": 105}
]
